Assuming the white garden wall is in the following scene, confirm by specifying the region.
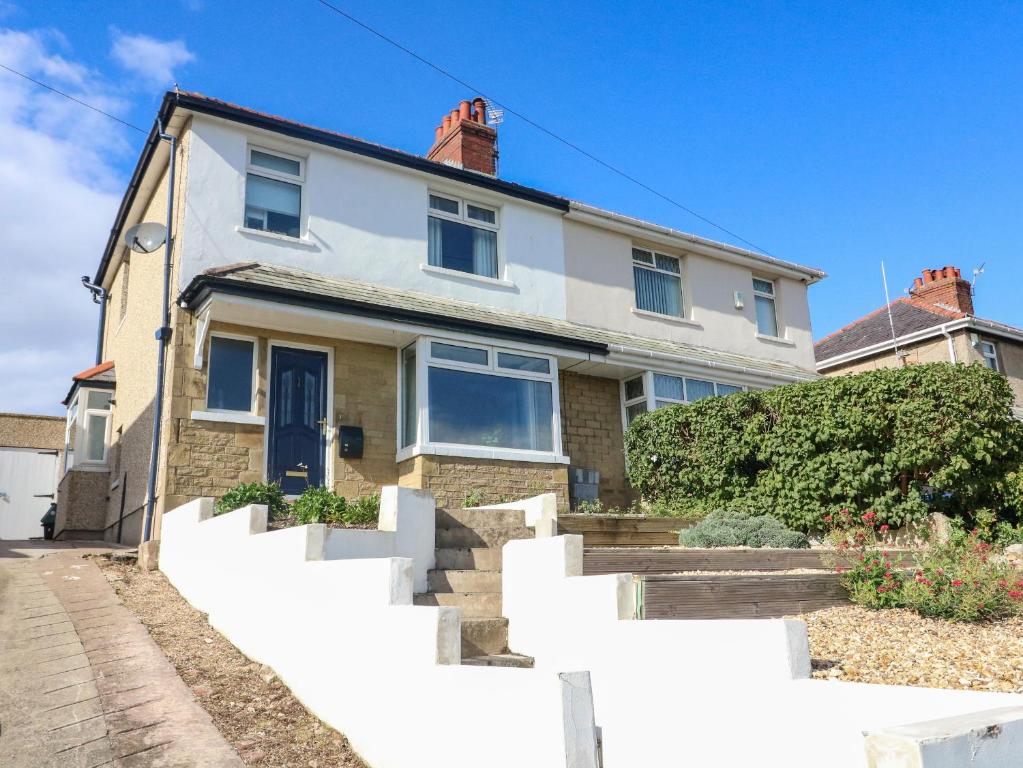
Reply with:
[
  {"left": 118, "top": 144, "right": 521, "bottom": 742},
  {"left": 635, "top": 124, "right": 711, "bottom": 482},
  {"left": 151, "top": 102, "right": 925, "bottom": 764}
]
[
  {"left": 503, "top": 534, "right": 1023, "bottom": 768},
  {"left": 159, "top": 495, "right": 599, "bottom": 768}
]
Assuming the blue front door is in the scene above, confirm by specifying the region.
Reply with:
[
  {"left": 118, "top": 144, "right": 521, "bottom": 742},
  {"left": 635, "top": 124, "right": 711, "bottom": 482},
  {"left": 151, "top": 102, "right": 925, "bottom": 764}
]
[{"left": 267, "top": 346, "right": 328, "bottom": 495}]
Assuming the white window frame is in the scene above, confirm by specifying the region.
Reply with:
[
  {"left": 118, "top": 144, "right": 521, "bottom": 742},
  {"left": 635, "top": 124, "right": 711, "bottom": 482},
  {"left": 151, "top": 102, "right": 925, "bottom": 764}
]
[
  {"left": 632, "top": 247, "right": 685, "bottom": 318},
  {"left": 243, "top": 145, "right": 306, "bottom": 238},
  {"left": 203, "top": 332, "right": 260, "bottom": 416},
  {"left": 620, "top": 370, "right": 747, "bottom": 432},
  {"left": 752, "top": 276, "right": 780, "bottom": 338},
  {"left": 397, "top": 336, "right": 567, "bottom": 464},
  {"left": 979, "top": 340, "right": 1000, "bottom": 371},
  {"left": 426, "top": 191, "right": 501, "bottom": 278},
  {"left": 66, "top": 387, "right": 113, "bottom": 469}
]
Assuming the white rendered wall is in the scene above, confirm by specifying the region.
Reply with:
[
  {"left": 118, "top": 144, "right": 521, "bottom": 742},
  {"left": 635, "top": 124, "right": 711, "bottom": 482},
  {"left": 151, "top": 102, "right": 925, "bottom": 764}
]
[
  {"left": 160, "top": 496, "right": 599, "bottom": 768},
  {"left": 502, "top": 534, "right": 1023, "bottom": 768},
  {"left": 562, "top": 218, "right": 818, "bottom": 371},
  {"left": 180, "top": 116, "right": 569, "bottom": 319}
]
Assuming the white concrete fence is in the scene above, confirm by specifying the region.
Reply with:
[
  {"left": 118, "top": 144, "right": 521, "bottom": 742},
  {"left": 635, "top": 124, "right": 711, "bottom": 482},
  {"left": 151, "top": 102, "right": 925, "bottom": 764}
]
[
  {"left": 160, "top": 487, "right": 1023, "bottom": 768},
  {"left": 160, "top": 488, "right": 599, "bottom": 768}
]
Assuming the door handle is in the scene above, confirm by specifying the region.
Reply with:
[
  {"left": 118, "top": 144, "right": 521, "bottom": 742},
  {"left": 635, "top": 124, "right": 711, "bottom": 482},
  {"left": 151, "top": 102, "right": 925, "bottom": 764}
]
[{"left": 317, "top": 417, "right": 330, "bottom": 436}]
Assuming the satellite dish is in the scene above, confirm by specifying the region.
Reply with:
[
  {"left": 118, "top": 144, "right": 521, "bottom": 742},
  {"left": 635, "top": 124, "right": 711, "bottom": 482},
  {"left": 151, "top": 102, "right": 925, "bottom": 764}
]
[{"left": 124, "top": 222, "right": 168, "bottom": 253}]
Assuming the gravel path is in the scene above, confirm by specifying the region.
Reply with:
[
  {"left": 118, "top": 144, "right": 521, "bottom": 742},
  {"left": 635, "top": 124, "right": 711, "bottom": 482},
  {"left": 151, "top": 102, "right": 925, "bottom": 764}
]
[
  {"left": 97, "top": 557, "right": 367, "bottom": 768},
  {"left": 793, "top": 605, "right": 1023, "bottom": 693}
]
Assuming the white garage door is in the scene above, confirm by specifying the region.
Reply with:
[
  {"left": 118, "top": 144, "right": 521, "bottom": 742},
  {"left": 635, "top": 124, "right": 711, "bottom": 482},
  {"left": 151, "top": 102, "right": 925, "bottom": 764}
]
[{"left": 0, "top": 447, "right": 59, "bottom": 540}]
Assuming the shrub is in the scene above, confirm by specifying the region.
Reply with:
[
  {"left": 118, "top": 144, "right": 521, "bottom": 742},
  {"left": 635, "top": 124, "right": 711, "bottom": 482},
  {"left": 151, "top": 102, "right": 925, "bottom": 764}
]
[
  {"left": 901, "top": 530, "right": 1023, "bottom": 621},
  {"left": 215, "top": 482, "right": 288, "bottom": 520},
  {"left": 290, "top": 487, "right": 380, "bottom": 526},
  {"left": 625, "top": 363, "right": 1023, "bottom": 531},
  {"left": 828, "top": 515, "right": 905, "bottom": 609},
  {"left": 292, "top": 486, "right": 348, "bottom": 525},
  {"left": 345, "top": 495, "right": 380, "bottom": 526},
  {"left": 678, "top": 510, "right": 809, "bottom": 548}
]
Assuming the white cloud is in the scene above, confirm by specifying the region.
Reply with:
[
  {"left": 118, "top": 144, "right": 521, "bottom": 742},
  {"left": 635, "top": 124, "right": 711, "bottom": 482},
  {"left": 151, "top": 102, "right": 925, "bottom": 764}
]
[
  {"left": 109, "top": 30, "right": 194, "bottom": 88},
  {"left": 0, "top": 28, "right": 131, "bottom": 414}
]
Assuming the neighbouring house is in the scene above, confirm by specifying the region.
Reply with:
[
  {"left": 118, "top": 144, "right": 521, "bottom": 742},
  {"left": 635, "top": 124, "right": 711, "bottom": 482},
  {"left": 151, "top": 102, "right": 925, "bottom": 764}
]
[
  {"left": 815, "top": 265, "right": 1023, "bottom": 417},
  {"left": 0, "top": 413, "right": 63, "bottom": 540},
  {"left": 56, "top": 90, "right": 825, "bottom": 544}
]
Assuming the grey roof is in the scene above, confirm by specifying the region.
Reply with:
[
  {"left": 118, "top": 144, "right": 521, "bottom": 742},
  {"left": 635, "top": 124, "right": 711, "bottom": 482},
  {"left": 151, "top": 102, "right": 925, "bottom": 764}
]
[
  {"left": 182, "top": 262, "right": 817, "bottom": 381},
  {"left": 814, "top": 299, "right": 960, "bottom": 363}
]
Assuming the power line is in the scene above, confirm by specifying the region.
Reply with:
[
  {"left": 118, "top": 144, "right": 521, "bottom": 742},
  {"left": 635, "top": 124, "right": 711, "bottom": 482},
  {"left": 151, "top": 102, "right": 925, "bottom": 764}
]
[
  {"left": 0, "top": 62, "right": 147, "bottom": 133},
  {"left": 311, "top": 0, "right": 775, "bottom": 256}
]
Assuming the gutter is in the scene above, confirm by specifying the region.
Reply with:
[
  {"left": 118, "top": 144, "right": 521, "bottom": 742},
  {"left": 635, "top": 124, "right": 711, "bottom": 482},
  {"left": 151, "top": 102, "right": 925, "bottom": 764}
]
[
  {"left": 178, "top": 274, "right": 608, "bottom": 357},
  {"left": 567, "top": 202, "right": 827, "bottom": 284},
  {"left": 606, "top": 343, "right": 818, "bottom": 384},
  {"left": 816, "top": 318, "right": 974, "bottom": 371}
]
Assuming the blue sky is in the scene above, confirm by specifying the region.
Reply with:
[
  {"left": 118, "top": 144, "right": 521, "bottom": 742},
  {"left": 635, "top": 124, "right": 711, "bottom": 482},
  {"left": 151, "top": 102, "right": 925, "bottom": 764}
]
[{"left": 2, "top": 1, "right": 1022, "bottom": 412}]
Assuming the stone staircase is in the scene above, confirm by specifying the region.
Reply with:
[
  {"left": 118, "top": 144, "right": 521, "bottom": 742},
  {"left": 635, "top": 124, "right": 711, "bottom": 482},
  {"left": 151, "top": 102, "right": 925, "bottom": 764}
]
[{"left": 413, "top": 507, "right": 535, "bottom": 668}]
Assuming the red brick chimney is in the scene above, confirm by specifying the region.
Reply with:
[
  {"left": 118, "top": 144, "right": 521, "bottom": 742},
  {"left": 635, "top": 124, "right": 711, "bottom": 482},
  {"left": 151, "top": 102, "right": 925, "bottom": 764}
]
[
  {"left": 426, "top": 97, "right": 498, "bottom": 175},
  {"left": 908, "top": 266, "right": 974, "bottom": 316}
]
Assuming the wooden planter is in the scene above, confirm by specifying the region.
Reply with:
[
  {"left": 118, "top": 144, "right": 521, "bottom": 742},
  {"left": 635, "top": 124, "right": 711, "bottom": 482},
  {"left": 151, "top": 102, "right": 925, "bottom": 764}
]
[{"left": 557, "top": 515, "right": 691, "bottom": 547}]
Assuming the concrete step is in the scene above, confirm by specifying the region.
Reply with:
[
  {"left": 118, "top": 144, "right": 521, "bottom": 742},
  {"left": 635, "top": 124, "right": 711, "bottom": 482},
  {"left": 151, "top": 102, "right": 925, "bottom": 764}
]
[
  {"left": 436, "top": 507, "right": 526, "bottom": 531},
  {"left": 460, "top": 617, "right": 509, "bottom": 657},
  {"left": 414, "top": 591, "right": 501, "bottom": 618},
  {"left": 435, "top": 547, "right": 503, "bottom": 571},
  {"left": 428, "top": 569, "right": 502, "bottom": 593},
  {"left": 462, "top": 653, "right": 535, "bottom": 669},
  {"left": 435, "top": 525, "right": 533, "bottom": 549}
]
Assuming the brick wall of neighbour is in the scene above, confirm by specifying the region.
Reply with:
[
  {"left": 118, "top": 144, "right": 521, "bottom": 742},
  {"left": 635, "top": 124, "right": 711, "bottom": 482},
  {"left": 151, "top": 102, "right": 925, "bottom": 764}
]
[
  {"left": 398, "top": 455, "right": 569, "bottom": 512},
  {"left": 558, "top": 371, "right": 635, "bottom": 508},
  {"left": 55, "top": 469, "right": 109, "bottom": 540}
]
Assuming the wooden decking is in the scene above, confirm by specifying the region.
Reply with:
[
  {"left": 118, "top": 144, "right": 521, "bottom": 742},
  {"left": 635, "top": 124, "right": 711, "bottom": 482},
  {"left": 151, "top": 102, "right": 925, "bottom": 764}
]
[{"left": 583, "top": 547, "right": 915, "bottom": 575}]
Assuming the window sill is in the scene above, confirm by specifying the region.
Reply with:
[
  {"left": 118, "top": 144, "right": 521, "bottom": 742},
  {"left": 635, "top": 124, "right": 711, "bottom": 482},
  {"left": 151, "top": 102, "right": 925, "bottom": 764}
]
[
  {"left": 755, "top": 333, "right": 795, "bottom": 347},
  {"left": 236, "top": 226, "right": 318, "bottom": 249},
  {"left": 420, "top": 264, "right": 516, "bottom": 289},
  {"left": 190, "top": 410, "right": 266, "bottom": 426},
  {"left": 397, "top": 442, "right": 570, "bottom": 465},
  {"left": 631, "top": 308, "right": 702, "bottom": 328}
]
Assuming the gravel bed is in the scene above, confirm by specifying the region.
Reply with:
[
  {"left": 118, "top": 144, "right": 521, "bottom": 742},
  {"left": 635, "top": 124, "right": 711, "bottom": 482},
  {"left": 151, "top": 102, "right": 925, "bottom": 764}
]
[
  {"left": 792, "top": 605, "right": 1023, "bottom": 693},
  {"left": 97, "top": 556, "right": 367, "bottom": 767}
]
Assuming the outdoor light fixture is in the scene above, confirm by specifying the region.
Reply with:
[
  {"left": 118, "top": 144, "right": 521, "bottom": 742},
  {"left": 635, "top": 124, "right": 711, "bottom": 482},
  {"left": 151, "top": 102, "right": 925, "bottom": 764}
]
[{"left": 124, "top": 221, "right": 168, "bottom": 254}]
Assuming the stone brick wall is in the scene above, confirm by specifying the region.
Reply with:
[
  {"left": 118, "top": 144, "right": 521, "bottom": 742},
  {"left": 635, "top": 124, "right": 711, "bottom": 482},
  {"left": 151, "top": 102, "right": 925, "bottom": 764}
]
[
  {"left": 158, "top": 318, "right": 400, "bottom": 523},
  {"left": 559, "top": 371, "right": 635, "bottom": 508},
  {"left": 398, "top": 455, "right": 569, "bottom": 512}
]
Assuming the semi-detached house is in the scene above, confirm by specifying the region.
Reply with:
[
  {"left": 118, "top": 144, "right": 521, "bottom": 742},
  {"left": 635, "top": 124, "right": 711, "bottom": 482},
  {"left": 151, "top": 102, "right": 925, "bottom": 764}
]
[{"left": 54, "top": 91, "right": 825, "bottom": 544}]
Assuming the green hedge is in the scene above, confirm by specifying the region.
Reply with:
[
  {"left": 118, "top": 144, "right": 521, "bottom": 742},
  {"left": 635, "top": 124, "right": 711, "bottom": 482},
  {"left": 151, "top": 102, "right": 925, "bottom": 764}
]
[{"left": 624, "top": 363, "right": 1023, "bottom": 531}]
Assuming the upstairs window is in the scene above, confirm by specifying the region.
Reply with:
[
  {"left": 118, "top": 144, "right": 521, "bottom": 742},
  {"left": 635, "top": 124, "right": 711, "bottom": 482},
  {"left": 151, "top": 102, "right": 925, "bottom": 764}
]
[
  {"left": 752, "top": 278, "right": 779, "bottom": 337},
  {"left": 245, "top": 148, "right": 303, "bottom": 238},
  {"left": 427, "top": 193, "right": 499, "bottom": 278},
  {"left": 633, "top": 248, "right": 683, "bottom": 317},
  {"left": 979, "top": 340, "right": 1000, "bottom": 371},
  {"left": 207, "top": 335, "right": 256, "bottom": 413}
]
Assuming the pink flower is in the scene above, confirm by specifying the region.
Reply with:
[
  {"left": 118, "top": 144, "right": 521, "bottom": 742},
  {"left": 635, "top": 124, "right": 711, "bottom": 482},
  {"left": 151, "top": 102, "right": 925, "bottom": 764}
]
[
  {"left": 879, "top": 524, "right": 890, "bottom": 534},
  {"left": 1009, "top": 591, "right": 1023, "bottom": 600},
  {"left": 862, "top": 511, "right": 877, "bottom": 522},
  {"left": 951, "top": 579, "right": 964, "bottom": 587}
]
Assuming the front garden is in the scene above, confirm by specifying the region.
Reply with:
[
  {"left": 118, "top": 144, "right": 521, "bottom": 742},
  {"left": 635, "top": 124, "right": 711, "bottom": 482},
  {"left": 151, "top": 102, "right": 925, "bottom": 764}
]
[{"left": 214, "top": 481, "right": 380, "bottom": 529}]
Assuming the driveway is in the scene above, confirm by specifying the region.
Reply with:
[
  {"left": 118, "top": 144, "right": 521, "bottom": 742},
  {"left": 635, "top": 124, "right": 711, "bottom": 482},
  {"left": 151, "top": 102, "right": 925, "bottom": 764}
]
[{"left": 0, "top": 540, "right": 244, "bottom": 767}]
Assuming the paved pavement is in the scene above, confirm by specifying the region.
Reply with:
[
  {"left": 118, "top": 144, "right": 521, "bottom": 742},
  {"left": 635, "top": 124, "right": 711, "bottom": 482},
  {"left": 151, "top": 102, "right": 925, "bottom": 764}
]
[{"left": 0, "top": 540, "right": 244, "bottom": 767}]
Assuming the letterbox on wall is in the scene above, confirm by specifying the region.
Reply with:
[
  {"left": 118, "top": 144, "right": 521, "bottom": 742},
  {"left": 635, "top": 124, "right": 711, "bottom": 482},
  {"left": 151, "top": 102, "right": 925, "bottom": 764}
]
[{"left": 338, "top": 426, "right": 364, "bottom": 459}]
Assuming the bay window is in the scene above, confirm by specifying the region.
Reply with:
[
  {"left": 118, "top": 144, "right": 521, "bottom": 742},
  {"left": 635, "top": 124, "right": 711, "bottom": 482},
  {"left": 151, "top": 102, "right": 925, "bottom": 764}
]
[
  {"left": 400, "top": 338, "right": 563, "bottom": 460},
  {"left": 63, "top": 387, "right": 113, "bottom": 472},
  {"left": 622, "top": 371, "right": 745, "bottom": 427},
  {"left": 427, "top": 193, "right": 499, "bottom": 278}
]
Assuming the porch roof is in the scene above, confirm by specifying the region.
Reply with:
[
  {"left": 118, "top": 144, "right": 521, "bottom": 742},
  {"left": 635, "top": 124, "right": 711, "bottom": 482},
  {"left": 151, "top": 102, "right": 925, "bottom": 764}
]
[{"left": 179, "top": 262, "right": 817, "bottom": 382}]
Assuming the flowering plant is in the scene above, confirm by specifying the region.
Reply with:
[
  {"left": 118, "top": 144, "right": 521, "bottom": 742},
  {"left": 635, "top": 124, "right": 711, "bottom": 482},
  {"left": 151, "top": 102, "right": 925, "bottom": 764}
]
[
  {"left": 826, "top": 509, "right": 904, "bottom": 609},
  {"left": 901, "top": 529, "right": 1023, "bottom": 621}
]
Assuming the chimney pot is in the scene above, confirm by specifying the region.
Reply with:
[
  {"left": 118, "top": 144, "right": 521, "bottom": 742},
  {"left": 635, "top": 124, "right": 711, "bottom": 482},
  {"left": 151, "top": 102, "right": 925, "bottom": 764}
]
[
  {"left": 909, "top": 265, "right": 973, "bottom": 315},
  {"left": 426, "top": 97, "right": 498, "bottom": 175}
]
